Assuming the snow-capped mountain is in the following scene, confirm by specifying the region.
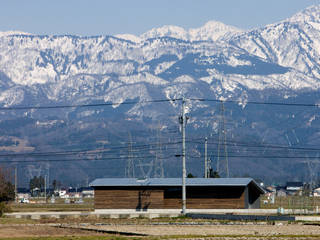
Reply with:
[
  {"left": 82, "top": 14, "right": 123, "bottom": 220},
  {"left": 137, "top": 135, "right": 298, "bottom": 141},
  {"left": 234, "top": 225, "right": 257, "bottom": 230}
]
[
  {"left": 188, "top": 21, "right": 242, "bottom": 41},
  {"left": 230, "top": 5, "right": 320, "bottom": 80},
  {"left": 1, "top": 5, "right": 320, "bottom": 183},
  {"left": 0, "top": 31, "right": 31, "bottom": 37},
  {"left": 288, "top": 4, "right": 320, "bottom": 23},
  {"left": 126, "top": 20, "right": 242, "bottom": 42},
  {"left": 1, "top": 6, "right": 320, "bottom": 97}
]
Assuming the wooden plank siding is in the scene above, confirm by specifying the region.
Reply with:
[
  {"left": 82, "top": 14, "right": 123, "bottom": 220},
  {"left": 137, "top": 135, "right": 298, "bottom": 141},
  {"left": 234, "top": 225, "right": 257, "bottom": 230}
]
[
  {"left": 95, "top": 188, "right": 164, "bottom": 209},
  {"left": 162, "top": 186, "right": 245, "bottom": 209},
  {"left": 94, "top": 186, "right": 246, "bottom": 209}
]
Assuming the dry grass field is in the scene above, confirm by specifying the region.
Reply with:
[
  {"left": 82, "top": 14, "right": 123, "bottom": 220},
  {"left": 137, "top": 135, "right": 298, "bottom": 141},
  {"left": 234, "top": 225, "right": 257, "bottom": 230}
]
[
  {"left": 3, "top": 196, "right": 320, "bottom": 239},
  {"left": 9, "top": 195, "right": 320, "bottom": 213},
  {"left": 8, "top": 198, "right": 94, "bottom": 212},
  {"left": 1, "top": 217, "right": 320, "bottom": 240}
]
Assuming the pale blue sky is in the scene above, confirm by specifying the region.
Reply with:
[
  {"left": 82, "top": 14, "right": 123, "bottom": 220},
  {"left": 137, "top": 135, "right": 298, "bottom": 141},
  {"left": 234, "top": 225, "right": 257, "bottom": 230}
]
[{"left": 0, "top": 0, "right": 319, "bottom": 36}]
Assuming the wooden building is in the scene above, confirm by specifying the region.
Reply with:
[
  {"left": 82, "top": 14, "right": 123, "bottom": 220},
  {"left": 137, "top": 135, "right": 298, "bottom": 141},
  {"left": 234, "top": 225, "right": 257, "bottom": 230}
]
[{"left": 89, "top": 178, "right": 264, "bottom": 210}]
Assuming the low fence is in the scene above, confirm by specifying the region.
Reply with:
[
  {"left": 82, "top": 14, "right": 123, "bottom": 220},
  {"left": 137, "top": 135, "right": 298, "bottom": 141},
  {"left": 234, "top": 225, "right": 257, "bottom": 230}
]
[{"left": 262, "top": 195, "right": 320, "bottom": 214}]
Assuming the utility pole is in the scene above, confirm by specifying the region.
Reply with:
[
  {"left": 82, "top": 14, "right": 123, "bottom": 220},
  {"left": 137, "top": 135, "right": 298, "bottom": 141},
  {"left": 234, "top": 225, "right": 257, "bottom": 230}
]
[
  {"left": 44, "top": 175, "right": 47, "bottom": 203},
  {"left": 47, "top": 164, "right": 50, "bottom": 196},
  {"left": 179, "top": 97, "right": 187, "bottom": 214},
  {"left": 204, "top": 137, "right": 208, "bottom": 178},
  {"left": 208, "top": 157, "right": 212, "bottom": 177},
  {"left": 14, "top": 167, "right": 17, "bottom": 203},
  {"left": 221, "top": 102, "right": 229, "bottom": 178}
]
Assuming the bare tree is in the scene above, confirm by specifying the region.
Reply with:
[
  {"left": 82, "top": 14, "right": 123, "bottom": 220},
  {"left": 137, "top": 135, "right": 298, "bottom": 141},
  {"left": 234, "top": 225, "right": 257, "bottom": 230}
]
[{"left": 0, "top": 168, "right": 15, "bottom": 202}]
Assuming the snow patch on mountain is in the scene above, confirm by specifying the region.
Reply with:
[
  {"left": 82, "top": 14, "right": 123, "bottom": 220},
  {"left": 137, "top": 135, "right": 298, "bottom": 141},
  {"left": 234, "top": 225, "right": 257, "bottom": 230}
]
[
  {"left": 174, "top": 75, "right": 196, "bottom": 83},
  {"left": 189, "top": 21, "right": 242, "bottom": 41},
  {"left": 226, "top": 55, "right": 252, "bottom": 67},
  {"left": 287, "top": 5, "right": 320, "bottom": 24},
  {"left": 0, "top": 87, "right": 24, "bottom": 106},
  {"left": 154, "top": 61, "right": 176, "bottom": 74},
  {"left": 0, "top": 31, "right": 31, "bottom": 37},
  {"left": 141, "top": 25, "right": 188, "bottom": 41},
  {"left": 104, "top": 83, "right": 151, "bottom": 109},
  {"left": 115, "top": 34, "right": 141, "bottom": 43},
  {"left": 140, "top": 21, "right": 242, "bottom": 42}
]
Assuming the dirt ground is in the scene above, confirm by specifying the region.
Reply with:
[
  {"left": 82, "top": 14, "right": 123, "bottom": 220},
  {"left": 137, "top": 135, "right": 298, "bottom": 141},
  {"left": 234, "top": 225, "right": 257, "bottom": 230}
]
[
  {"left": 0, "top": 224, "right": 106, "bottom": 238},
  {"left": 78, "top": 222, "right": 320, "bottom": 236},
  {"left": 1, "top": 222, "right": 320, "bottom": 239}
]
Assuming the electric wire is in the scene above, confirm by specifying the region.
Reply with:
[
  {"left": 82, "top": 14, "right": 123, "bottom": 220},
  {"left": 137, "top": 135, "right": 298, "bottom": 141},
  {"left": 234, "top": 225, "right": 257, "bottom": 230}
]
[
  {"left": 189, "top": 98, "right": 320, "bottom": 107},
  {"left": 0, "top": 97, "right": 318, "bottom": 111},
  {"left": 0, "top": 98, "right": 181, "bottom": 111}
]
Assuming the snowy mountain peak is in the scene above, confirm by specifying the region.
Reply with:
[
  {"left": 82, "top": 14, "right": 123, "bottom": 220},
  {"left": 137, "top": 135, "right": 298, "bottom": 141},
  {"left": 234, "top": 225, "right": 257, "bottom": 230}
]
[
  {"left": 288, "top": 4, "right": 320, "bottom": 23},
  {"left": 0, "top": 31, "right": 31, "bottom": 37},
  {"left": 189, "top": 20, "right": 242, "bottom": 41},
  {"left": 140, "top": 25, "right": 188, "bottom": 40},
  {"left": 139, "top": 21, "right": 242, "bottom": 42},
  {"left": 115, "top": 33, "right": 142, "bottom": 43}
]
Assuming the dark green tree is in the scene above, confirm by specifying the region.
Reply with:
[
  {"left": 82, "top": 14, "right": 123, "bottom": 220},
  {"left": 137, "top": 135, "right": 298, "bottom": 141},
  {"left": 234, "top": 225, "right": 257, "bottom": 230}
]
[
  {"left": 187, "top": 173, "right": 195, "bottom": 178},
  {"left": 29, "top": 176, "right": 45, "bottom": 191},
  {"left": 209, "top": 168, "right": 220, "bottom": 178},
  {"left": 0, "top": 169, "right": 15, "bottom": 202},
  {"left": 52, "top": 179, "right": 57, "bottom": 190}
]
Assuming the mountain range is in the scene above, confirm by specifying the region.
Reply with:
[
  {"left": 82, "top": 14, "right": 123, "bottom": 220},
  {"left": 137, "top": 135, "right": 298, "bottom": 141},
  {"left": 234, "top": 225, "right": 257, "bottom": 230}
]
[{"left": 1, "top": 5, "right": 320, "bottom": 186}]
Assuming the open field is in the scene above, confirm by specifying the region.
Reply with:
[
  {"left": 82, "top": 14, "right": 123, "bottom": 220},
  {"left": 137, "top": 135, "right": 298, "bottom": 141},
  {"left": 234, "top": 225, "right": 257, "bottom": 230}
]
[
  {"left": 8, "top": 198, "right": 94, "bottom": 212},
  {"left": 1, "top": 217, "right": 320, "bottom": 239},
  {"left": 9, "top": 195, "right": 320, "bottom": 213},
  {"left": 261, "top": 196, "right": 320, "bottom": 211},
  {"left": 0, "top": 224, "right": 107, "bottom": 239},
  {"left": 4, "top": 197, "right": 320, "bottom": 239}
]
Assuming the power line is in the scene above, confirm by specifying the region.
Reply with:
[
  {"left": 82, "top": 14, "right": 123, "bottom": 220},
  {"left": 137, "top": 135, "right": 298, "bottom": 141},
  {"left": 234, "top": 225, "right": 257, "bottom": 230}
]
[
  {"left": 188, "top": 138, "right": 320, "bottom": 152},
  {"left": 0, "top": 98, "right": 181, "bottom": 111},
  {"left": 0, "top": 97, "right": 318, "bottom": 111},
  {"left": 189, "top": 155, "right": 320, "bottom": 159},
  {"left": 189, "top": 98, "right": 320, "bottom": 107},
  {"left": 0, "top": 154, "right": 175, "bottom": 164},
  {"left": 0, "top": 141, "right": 182, "bottom": 158}
]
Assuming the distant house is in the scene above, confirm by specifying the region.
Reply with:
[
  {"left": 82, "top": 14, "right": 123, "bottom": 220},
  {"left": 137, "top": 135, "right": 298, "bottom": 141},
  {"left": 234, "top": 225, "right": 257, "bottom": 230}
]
[
  {"left": 313, "top": 187, "right": 320, "bottom": 197},
  {"left": 266, "top": 186, "right": 276, "bottom": 193},
  {"left": 31, "top": 187, "right": 41, "bottom": 197},
  {"left": 89, "top": 178, "right": 265, "bottom": 212},
  {"left": 276, "top": 188, "right": 287, "bottom": 197},
  {"left": 68, "top": 188, "right": 81, "bottom": 198},
  {"left": 58, "top": 189, "right": 67, "bottom": 198},
  {"left": 286, "top": 182, "right": 304, "bottom": 195},
  {"left": 80, "top": 187, "right": 94, "bottom": 198},
  {"left": 17, "top": 192, "right": 31, "bottom": 201}
]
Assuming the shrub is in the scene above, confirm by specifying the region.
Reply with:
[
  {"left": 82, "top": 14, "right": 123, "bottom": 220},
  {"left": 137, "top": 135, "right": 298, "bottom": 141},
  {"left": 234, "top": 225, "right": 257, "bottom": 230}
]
[{"left": 0, "top": 202, "right": 11, "bottom": 217}]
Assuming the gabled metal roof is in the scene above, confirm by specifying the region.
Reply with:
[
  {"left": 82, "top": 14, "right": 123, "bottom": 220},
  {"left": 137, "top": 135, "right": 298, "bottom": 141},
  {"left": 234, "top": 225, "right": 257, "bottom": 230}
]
[{"left": 89, "top": 178, "right": 265, "bottom": 193}]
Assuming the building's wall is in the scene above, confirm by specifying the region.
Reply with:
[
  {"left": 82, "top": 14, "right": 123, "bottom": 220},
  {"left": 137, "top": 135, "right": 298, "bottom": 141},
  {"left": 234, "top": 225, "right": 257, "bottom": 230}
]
[
  {"left": 94, "top": 186, "right": 246, "bottom": 209},
  {"left": 249, "top": 195, "right": 261, "bottom": 209},
  {"left": 94, "top": 188, "right": 163, "bottom": 209},
  {"left": 164, "top": 186, "right": 245, "bottom": 209},
  {"left": 247, "top": 183, "right": 262, "bottom": 209}
]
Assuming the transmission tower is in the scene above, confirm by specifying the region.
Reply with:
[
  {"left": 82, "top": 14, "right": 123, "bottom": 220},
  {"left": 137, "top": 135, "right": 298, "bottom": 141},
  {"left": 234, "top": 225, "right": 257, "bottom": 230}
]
[
  {"left": 302, "top": 154, "right": 320, "bottom": 190},
  {"left": 137, "top": 158, "right": 153, "bottom": 178},
  {"left": 154, "top": 122, "right": 165, "bottom": 178},
  {"left": 125, "top": 132, "right": 135, "bottom": 178},
  {"left": 217, "top": 101, "right": 229, "bottom": 177}
]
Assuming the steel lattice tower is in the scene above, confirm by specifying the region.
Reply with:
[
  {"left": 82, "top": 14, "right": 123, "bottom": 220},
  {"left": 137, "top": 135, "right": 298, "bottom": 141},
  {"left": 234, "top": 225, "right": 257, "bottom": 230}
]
[
  {"left": 125, "top": 132, "right": 135, "bottom": 178},
  {"left": 154, "top": 123, "right": 164, "bottom": 178},
  {"left": 217, "top": 101, "right": 229, "bottom": 177}
]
